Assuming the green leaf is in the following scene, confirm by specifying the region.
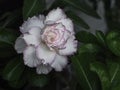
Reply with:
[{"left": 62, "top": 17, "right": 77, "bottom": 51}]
[
  {"left": 71, "top": 53, "right": 101, "bottom": 90},
  {"left": 1, "top": 9, "right": 21, "bottom": 28},
  {"left": 63, "top": 0, "right": 100, "bottom": 19},
  {"left": 27, "top": 69, "right": 49, "bottom": 87},
  {"left": 90, "top": 62, "right": 110, "bottom": 90},
  {"left": 106, "top": 31, "right": 120, "bottom": 56},
  {"left": 107, "top": 61, "right": 120, "bottom": 90},
  {"left": 106, "top": 31, "right": 120, "bottom": 40},
  {"left": 0, "top": 28, "right": 18, "bottom": 58},
  {"left": 78, "top": 43, "right": 101, "bottom": 54},
  {"left": 0, "top": 28, "right": 18, "bottom": 46},
  {"left": 46, "top": 0, "right": 66, "bottom": 10},
  {"left": 96, "top": 30, "right": 106, "bottom": 47},
  {"left": 107, "top": 40, "right": 120, "bottom": 56},
  {"left": 8, "top": 76, "right": 26, "bottom": 89},
  {"left": 2, "top": 57, "right": 25, "bottom": 81},
  {"left": 66, "top": 11, "right": 90, "bottom": 29},
  {"left": 23, "top": 0, "right": 46, "bottom": 20},
  {"left": 76, "top": 31, "right": 98, "bottom": 43}
]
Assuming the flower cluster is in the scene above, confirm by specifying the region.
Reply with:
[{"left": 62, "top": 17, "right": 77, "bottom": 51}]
[{"left": 15, "top": 8, "right": 77, "bottom": 74}]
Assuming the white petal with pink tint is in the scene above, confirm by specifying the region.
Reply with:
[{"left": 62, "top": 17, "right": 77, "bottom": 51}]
[
  {"left": 57, "top": 18, "right": 74, "bottom": 34},
  {"left": 14, "top": 35, "right": 27, "bottom": 53},
  {"left": 45, "top": 8, "right": 66, "bottom": 23},
  {"left": 28, "top": 27, "right": 41, "bottom": 39},
  {"left": 51, "top": 54, "right": 68, "bottom": 71},
  {"left": 58, "top": 36, "right": 77, "bottom": 55},
  {"left": 23, "top": 46, "right": 41, "bottom": 67},
  {"left": 36, "top": 44, "right": 56, "bottom": 65},
  {"left": 36, "top": 64, "right": 52, "bottom": 74},
  {"left": 20, "top": 15, "right": 45, "bottom": 33},
  {"left": 23, "top": 34, "right": 40, "bottom": 46}
]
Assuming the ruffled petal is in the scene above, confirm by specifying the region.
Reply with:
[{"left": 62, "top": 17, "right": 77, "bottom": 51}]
[
  {"left": 36, "top": 64, "right": 52, "bottom": 74},
  {"left": 58, "top": 36, "right": 77, "bottom": 55},
  {"left": 45, "top": 7, "right": 66, "bottom": 23},
  {"left": 57, "top": 18, "right": 74, "bottom": 34},
  {"left": 14, "top": 35, "right": 27, "bottom": 53},
  {"left": 51, "top": 54, "right": 68, "bottom": 71},
  {"left": 20, "top": 15, "right": 45, "bottom": 33},
  {"left": 23, "top": 46, "right": 41, "bottom": 67},
  {"left": 28, "top": 27, "right": 41, "bottom": 38},
  {"left": 23, "top": 34, "right": 40, "bottom": 46},
  {"left": 36, "top": 44, "right": 56, "bottom": 65}
]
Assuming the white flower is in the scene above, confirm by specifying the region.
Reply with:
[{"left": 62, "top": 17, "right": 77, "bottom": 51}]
[{"left": 15, "top": 8, "right": 77, "bottom": 74}]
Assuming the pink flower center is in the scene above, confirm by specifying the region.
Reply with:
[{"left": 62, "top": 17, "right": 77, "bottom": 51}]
[
  {"left": 42, "top": 23, "right": 69, "bottom": 50},
  {"left": 45, "top": 31, "right": 58, "bottom": 43}
]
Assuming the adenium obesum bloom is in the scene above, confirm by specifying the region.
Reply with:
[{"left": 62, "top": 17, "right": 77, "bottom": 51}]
[{"left": 15, "top": 8, "right": 77, "bottom": 74}]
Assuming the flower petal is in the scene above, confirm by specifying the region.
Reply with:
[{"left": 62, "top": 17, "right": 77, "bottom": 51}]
[
  {"left": 23, "top": 34, "right": 40, "bottom": 46},
  {"left": 36, "top": 64, "right": 52, "bottom": 74},
  {"left": 57, "top": 18, "right": 74, "bottom": 34},
  {"left": 20, "top": 15, "right": 45, "bottom": 33},
  {"left": 45, "top": 7, "right": 66, "bottom": 23},
  {"left": 23, "top": 46, "right": 41, "bottom": 67},
  {"left": 51, "top": 54, "right": 68, "bottom": 71},
  {"left": 28, "top": 27, "right": 41, "bottom": 38},
  {"left": 36, "top": 44, "right": 56, "bottom": 65},
  {"left": 14, "top": 35, "right": 27, "bottom": 53},
  {"left": 58, "top": 36, "right": 77, "bottom": 55}
]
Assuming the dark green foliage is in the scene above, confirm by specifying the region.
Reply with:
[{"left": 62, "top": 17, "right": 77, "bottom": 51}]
[
  {"left": 23, "top": 0, "right": 46, "bottom": 20},
  {"left": 76, "top": 31, "right": 98, "bottom": 43}
]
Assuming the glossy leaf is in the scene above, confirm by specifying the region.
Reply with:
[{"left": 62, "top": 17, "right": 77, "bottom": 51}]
[
  {"left": 78, "top": 43, "right": 101, "bottom": 54},
  {"left": 90, "top": 62, "right": 110, "bottom": 90},
  {"left": 107, "top": 61, "right": 120, "bottom": 90},
  {"left": 71, "top": 53, "right": 101, "bottom": 90},
  {"left": 106, "top": 31, "right": 120, "bottom": 40},
  {"left": 106, "top": 31, "right": 120, "bottom": 56},
  {"left": 63, "top": 0, "right": 100, "bottom": 19},
  {"left": 66, "top": 11, "right": 90, "bottom": 29},
  {"left": 23, "top": 0, "right": 46, "bottom": 20},
  {"left": 2, "top": 57, "right": 25, "bottom": 81},
  {"left": 76, "top": 31, "right": 98, "bottom": 43}
]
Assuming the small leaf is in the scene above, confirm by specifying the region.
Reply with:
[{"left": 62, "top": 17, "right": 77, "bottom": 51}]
[
  {"left": 106, "top": 31, "right": 120, "bottom": 40},
  {"left": 63, "top": 0, "right": 100, "bottom": 19},
  {"left": 76, "top": 31, "right": 98, "bottom": 43},
  {"left": 27, "top": 69, "right": 49, "bottom": 87},
  {"left": 66, "top": 11, "right": 90, "bottom": 29},
  {"left": 2, "top": 56, "right": 25, "bottom": 81},
  {"left": 90, "top": 62, "right": 111, "bottom": 90},
  {"left": 23, "top": 0, "right": 46, "bottom": 20},
  {"left": 106, "top": 31, "right": 120, "bottom": 56}
]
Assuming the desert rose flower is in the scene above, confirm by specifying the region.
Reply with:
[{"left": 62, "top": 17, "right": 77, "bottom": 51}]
[{"left": 15, "top": 8, "right": 77, "bottom": 74}]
